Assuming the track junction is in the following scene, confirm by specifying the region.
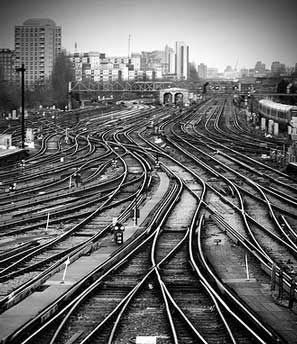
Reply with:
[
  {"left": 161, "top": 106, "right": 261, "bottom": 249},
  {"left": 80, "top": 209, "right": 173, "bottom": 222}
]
[{"left": 0, "top": 97, "right": 297, "bottom": 344}]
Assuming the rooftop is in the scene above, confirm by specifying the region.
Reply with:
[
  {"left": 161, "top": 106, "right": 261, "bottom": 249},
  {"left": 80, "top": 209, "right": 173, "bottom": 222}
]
[
  {"left": 259, "top": 99, "right": 297, "bottom": 111},
  {"left": 22, "top": 18, "right": 57, "bottom": 27}
]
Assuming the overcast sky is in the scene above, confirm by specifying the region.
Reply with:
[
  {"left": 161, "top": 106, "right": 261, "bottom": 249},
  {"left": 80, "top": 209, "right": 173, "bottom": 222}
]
[{"left": 0, "top": 0, "right": 296, "bottom": 72}]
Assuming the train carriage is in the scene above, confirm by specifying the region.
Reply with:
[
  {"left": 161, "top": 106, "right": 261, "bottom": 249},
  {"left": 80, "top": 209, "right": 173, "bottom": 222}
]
[{"left": 258, "top": 99, "right": 297, "bottom": 125}]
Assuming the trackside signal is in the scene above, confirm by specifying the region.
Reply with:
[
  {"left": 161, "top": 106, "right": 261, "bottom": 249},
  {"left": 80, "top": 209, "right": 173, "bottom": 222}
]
[{"left": 112, "top": 222, "right": 125, "bottom": 244}]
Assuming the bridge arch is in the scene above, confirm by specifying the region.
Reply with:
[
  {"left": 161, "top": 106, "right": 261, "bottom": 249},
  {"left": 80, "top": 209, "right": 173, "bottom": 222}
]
[
  {"left": 160, "top": 88, "right": 189, "bottom": 106},
  {"left": 174, "top": 92, "right": 183, "bottom": 104},
  {"left": 163, "top": 92, "right": 173, "bottom": 104}
]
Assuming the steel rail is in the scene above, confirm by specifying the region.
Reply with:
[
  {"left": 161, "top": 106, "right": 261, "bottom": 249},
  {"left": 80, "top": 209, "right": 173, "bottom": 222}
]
[{"left": 30, "top": 176, "right": 178, "bottom": 344}]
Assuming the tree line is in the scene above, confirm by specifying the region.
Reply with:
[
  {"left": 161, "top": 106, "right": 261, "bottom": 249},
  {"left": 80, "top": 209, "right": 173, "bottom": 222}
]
[
  {"left": 0, "top": 53, "right": 75, "bottom": 114},
  {"left": 276, "top": 79, "right": 297, "bottom": 105}
]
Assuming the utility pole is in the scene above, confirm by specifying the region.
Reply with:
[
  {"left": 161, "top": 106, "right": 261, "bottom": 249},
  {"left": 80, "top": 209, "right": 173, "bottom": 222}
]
[
  {"left": 16, "top": 64, "right": 26, "bottom": 149},
  {"left": 68, "top": 81, "right": 72, "bottom": 110}
]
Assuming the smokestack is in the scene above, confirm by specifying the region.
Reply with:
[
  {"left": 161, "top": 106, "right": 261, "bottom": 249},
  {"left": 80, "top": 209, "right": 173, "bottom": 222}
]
[{"left": 128, "top": 34, "right": 131, "bottom": 59}]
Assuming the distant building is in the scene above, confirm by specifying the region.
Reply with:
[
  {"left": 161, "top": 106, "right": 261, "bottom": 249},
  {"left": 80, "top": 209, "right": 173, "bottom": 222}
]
[
  {"left": 88, "top": 51, "right": 105, "bottom": 69},
  {"left": 0, "top": 49, "right": 15, "bottom": 82},
  {"left": 68, "top": 51, "right": 163, "bottom": 82},
  {"left": 270, "top": 61, "right": 286, "bottom": 76},
  {"left": 197, "top": 63, "right": 207, "bottom": 79},
  {"left": 69, "top": 52, "right": 120, "bottom": 82},
  {"left": 131, "top": 53, "right": 141, "bottom": 71},
  {"left": 15, "top": 18, "right": 61, "bottom": 86},
  {"left": 271, "top": 61, "right": 280, "bottom": 74},
  {"left": 286, "top": 66, "right": 294, "bottom": 76},
  {"left": 223, "top": 65, "right": 238, "bottom": 79},
  {"left": 280, "top": 64, "right": 286, "bottom": 75},
  {"left": 207, "top": 68, "right": 219, "bottom": 79},
  {"left": 175, "top": 41, "right": 189, "bottom": 80},
  {"left": 239, "top": 68, "right": 249, "bottom": 78},
  {"left": 254, "top": 61, "right": 266, "bottom": 74},
  {"left": 140, "top": 50, "right": 165, "bottom": 74},
  {"left": 164, "top": 45, "right": 176, "bottom": 75},
  {"left": 69, "top": 42, "right": 190, "bottom": 83}
]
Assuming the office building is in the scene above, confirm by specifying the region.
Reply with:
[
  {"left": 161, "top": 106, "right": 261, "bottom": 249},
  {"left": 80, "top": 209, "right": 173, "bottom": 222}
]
[
  {"left": 175, "top": 41, "right": 189, "bottom": 80},
  {"left": 15, "top": 18, "right": 61, "bottom": 86},
  {"left": 164, "top": 45, "right": 176, "bottom": 75}
]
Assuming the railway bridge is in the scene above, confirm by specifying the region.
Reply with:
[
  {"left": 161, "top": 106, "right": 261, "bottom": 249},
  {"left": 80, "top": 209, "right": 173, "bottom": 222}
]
[
  {"left": 68, "top": 79, "right": 296, "bottom": 109},
  {"left": 68, "top": 80, "right": 195, "bottom": 107}
]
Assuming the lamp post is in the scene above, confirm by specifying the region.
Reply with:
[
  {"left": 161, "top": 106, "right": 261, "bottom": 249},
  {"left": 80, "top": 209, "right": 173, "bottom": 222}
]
[{"left": 16, "top": 64, "right": 26, "bottom": 149}]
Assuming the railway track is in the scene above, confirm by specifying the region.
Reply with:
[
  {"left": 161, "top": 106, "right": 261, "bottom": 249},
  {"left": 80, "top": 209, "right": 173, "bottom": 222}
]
[
  {"left": 8, "top": 155, "right": 280, "bottom": 344},
  {"left": 0, "top": 100, "right": 297, "bottom": 343}
]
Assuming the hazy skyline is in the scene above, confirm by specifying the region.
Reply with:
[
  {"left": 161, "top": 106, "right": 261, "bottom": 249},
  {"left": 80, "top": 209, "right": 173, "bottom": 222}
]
[{"left": 1, "top": 0, "right": 296, "bottom": 72}]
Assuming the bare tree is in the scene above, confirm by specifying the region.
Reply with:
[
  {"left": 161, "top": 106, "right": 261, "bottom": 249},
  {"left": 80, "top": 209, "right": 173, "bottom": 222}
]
[{"left": 51, "top": 53, "right": 74, "bottom": 109}]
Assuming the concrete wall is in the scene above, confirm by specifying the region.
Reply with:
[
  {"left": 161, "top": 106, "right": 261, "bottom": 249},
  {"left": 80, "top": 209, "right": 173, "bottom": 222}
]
[
  {"left": 0, "top": 134, "right": 12, "bottom": 148},
  {"left": 268, "top": 119, "right": 274, "bottom": 134},
  {"left": 261, "top": 117, "right": 266, "bottom": 131},
  {"left": 273, "top": 122, "right": 279, "bottom": 136}
]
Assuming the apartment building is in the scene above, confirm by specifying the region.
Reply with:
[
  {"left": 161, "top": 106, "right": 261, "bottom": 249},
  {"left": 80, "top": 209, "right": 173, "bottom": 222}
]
[
  {"left": 69, "top": 51, "right": 163, "bottom": 82},
  {"left": 0, "top": 49, "right": 15, "bottom": 82},
  {"left": 14, "top": 18, "right": 61, "bottom": 86}
]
